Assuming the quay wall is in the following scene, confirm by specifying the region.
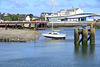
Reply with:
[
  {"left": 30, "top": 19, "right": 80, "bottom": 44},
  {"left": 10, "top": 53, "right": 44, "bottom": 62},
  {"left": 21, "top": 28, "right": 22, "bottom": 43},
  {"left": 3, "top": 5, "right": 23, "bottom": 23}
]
[{"left": 47, "top": 21, "right": 96, "bottom": 28}]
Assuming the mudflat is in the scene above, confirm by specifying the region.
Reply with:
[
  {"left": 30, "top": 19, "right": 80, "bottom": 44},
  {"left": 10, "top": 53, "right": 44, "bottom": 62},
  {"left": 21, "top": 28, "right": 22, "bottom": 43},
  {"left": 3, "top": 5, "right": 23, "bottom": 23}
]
[{"left": 0, "top": 28, "right": 41, "bottom": 42}]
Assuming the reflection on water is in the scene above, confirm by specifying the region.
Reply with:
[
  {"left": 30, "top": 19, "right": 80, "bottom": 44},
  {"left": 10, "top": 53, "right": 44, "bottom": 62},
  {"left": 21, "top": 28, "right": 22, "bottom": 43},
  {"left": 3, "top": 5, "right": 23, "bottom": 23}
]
[
  {"left": 74, "top": 44, "right": 95, "bottom": 57},
  {"left": 0, "top": 28, "right": 100, "bottom": 67}
]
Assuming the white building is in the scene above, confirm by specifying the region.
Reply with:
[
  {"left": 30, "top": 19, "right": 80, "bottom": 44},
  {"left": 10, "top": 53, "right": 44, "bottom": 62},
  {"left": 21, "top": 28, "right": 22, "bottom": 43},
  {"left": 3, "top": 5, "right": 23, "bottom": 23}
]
[
  {"left": 26, "top": 16, "right": 30, "bottom": 21},
  {"left": 49, "top": 13, "right": 100, "bottom": 22},
  {"left": 44, "top": 7, "right": 83, "bottom": 21},
  {"left": 66, "top": 13, "right": 100, "bottom": 22},
  {"left": 42, "top": 8, "right": 100, "bottom": 22},
  {"left": 58, "top": 8, "right": 83, "bottom": 16}
]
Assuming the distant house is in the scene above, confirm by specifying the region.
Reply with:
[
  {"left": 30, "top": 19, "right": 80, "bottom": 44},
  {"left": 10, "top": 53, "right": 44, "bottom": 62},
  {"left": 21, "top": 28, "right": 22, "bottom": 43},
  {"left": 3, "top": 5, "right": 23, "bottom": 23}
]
[
  {"left": 26, "top": 16, "right": 30, "bottom": 21},
  {"left": 32, "top": 17, "right": 39, "bottom": 21}
]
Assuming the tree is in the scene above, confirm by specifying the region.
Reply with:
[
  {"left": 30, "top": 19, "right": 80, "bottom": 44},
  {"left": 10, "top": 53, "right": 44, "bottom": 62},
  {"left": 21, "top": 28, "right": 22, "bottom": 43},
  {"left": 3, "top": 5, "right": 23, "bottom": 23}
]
[
  {"left": 28, "top": 14, "right": 34, "bottom": 18},
  {"left": 3, "top": 16, "right": 12, "bottom": 21}
]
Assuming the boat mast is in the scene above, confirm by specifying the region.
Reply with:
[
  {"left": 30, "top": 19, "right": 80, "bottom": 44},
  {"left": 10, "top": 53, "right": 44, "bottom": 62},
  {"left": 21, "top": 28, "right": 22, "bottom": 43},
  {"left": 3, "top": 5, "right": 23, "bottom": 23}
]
[{"left": 52, "top": 0, "right": 55, "bottom": 32}]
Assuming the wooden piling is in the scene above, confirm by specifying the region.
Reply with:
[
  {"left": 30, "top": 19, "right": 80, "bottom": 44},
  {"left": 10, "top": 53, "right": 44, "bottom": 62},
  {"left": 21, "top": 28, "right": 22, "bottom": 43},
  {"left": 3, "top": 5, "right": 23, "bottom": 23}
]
[
  {"left": 74, "top": 28, "right": 79, "bottom": 45},
  {"left": 15, "top": 24, "right": 17, "bottom": 29},
  {"left": 35, "top": 24, "right": 37, "bottom": 28},
  {"left": 12, "top": 25, "right": 14, "bottom": 29},
  {"left": 90, "top": 28, "right": 95, "bottom": 45},
  {"left": 41, "top": 23, "right": 42, "bottom": 28},
  {"left": 29, "top": 24, "right": 31, "bottom": 29},
  {"left": 74, "top": 28, "right": 95, "bottom": 45},
  {"left": 22, "top": 24, "right": 24, "bottom": 29},
  {"left": 5, "top": 24, "right": 7, "bottom": 30},
  {"left": 82, "top": 29, "right": 88, "bottom": 45}
]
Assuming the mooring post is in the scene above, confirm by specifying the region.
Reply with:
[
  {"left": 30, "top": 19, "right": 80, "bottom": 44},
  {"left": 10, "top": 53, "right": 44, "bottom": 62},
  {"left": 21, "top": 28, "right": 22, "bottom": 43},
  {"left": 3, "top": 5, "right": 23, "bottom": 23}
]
[
  {"left": 90, "top": 28, "right": 95, "bottom": 45},
  {"left": 29, "top": 24, "right": 31, "bottom": 29},
  {"left": 15, "top": 24, "right": 17, "bottom": 29},
  {"left": 34, "top": 28, "right": 36, "bottom": 41},
  {"left": 44, "top": 23, "right": 45, "bottom": 28},
  {"left": 35, "top": 24, "right": 37, "bottom": 29},
  {"left": 74, "top": 28, "right": 79, "bottom": 45},
  {"left": 5, "top": 24, "right": 7, "bottom": 30},
  {"left": 82, "top": 29, "right": 88, "bottom": 45},
  {"left": 45, "top": 22, "right": 47, "bottom": 29},
  {"left": 41, "top": 23, "right": 42, "bottom": 28},
  {"left": 12, "top": 25, "right": 14, "bottom": 29},
  {"left": 22, "top": 24, "right": 24, "bottom": 29}
]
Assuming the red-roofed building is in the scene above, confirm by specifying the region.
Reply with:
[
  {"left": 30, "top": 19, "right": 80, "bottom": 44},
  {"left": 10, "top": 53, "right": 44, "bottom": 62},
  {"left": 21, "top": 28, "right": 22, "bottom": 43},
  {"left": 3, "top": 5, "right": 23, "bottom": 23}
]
[{"left": 32, "top": 17, "right": 39, "bottom": 21}]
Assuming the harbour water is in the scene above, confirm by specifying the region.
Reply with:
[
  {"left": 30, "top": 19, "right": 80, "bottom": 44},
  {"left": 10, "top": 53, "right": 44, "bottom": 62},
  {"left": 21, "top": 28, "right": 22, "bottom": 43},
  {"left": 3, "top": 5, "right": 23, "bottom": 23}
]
[{"left": 0, "top": 28, "right": 100, "bottom": 67}]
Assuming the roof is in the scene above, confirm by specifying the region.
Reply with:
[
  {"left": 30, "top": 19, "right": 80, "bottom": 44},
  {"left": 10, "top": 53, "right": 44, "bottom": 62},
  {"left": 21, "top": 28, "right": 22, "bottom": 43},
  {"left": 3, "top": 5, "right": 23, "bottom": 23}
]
[
  {"left": 66, "top": 14, "right": 100, "bottom": 18},
  {"left": 47, "top": 13, "right": 100, "bottom": 19}
]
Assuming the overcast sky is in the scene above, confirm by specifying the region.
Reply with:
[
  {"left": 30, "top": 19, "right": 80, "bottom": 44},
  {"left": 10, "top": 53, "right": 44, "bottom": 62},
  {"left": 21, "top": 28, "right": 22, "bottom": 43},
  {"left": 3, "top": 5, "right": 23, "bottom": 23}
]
[{"left": 0, "top": 0, "right": 100, "bottom": 16}]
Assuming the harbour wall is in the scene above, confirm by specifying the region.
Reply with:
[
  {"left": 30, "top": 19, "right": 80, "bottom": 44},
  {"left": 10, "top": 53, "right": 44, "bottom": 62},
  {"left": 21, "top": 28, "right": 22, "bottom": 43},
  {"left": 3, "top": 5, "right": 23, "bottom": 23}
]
[{"left": 47, "top": 21, "right": 96, "bottom": 28}]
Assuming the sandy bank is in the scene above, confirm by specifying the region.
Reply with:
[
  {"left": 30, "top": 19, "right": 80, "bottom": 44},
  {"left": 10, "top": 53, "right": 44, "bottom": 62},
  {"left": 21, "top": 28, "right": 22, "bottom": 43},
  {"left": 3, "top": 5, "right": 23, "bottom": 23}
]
[{"left": 0, "top": 28, "right": 41, "bottom": 42}]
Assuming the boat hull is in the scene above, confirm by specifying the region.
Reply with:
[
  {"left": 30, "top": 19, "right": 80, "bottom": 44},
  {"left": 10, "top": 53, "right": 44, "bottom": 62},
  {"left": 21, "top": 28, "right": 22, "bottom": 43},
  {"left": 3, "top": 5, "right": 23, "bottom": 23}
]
[{"left": 43, "top": 33, "right": 66, "bottom": 39}]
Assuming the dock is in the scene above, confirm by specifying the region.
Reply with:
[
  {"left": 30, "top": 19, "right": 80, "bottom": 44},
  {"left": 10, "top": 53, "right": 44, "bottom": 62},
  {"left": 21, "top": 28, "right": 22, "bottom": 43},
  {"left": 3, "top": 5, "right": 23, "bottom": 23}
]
[
  {"left": 0, "top": 21, "right": 47, "bottom": 30},
  {"left": 74, "top": 24, "right": 95, "bottom": 45}
]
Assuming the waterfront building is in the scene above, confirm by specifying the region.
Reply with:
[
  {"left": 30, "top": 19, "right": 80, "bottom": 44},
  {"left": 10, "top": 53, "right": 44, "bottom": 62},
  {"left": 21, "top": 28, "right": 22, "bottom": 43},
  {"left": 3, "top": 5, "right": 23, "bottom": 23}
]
[
  {"left": 48, "top": 13, "right": 100, "bottom": 22},
  {"left": 42, "top": 8, "right": 100, "bottom": 22},
  {"left": 26, "top": 16, "right": 30, "bottom": 21},
  {"left": 65, "top": 13, "right": 100, "bottom": 22},
  {"left": 57, "top": 7, "right": 83, "bottom": 16}
]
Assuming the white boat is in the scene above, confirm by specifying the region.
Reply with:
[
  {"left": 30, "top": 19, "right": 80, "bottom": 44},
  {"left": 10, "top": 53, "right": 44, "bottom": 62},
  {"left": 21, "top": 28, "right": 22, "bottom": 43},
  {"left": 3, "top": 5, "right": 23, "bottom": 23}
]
[
  {"left": 42, "top": 0, "right": 66, "bottom": 39},
  {"left": 43, "top": 32, "right": 66, "bottom": 39}
]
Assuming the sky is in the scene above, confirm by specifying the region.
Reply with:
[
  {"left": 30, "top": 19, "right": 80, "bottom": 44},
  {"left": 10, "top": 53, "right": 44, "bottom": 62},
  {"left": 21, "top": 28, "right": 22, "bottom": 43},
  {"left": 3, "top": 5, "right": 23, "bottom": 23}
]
[{"left": 0, "top": 0, "right": 100, "bottom": 16}]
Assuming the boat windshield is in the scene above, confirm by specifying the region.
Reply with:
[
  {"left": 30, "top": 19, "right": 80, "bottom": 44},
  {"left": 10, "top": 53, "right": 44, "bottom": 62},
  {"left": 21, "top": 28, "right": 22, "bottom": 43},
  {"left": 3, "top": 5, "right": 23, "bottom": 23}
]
[
  {"left": 53, "top": 32, "right": 59, "bottom": 35},
  {"left": 48, "top": 32, "right": 52, "bottom": 34}
]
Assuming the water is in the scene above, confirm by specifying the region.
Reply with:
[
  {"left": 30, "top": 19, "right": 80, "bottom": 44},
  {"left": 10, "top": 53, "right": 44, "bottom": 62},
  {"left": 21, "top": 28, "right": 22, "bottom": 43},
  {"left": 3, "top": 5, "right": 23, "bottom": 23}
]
[{"left": 0, "top": 28, "right": 100, "bottom": 67}]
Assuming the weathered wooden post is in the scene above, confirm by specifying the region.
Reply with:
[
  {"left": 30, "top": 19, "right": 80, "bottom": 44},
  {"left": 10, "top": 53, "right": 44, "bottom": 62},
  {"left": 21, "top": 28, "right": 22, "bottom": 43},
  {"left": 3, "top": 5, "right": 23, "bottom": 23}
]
[
  {"left": 74, "top": 24, "right": 95, "bottom": 45},
  {"left": 22, "top": 24, "right": 24, "bottom": 29},
  {"left": 44, "top": 23, "right": 45, "bottom": 28},
  {"left": 74, "top": 28, "right": 79, "bottom": 45},
  {"left": 29, "top": 24, "right": 31, "bottom": 29},
  {"left": 90, "top": 28, "right": 95, "bottom": 45},
  {"left": 41, "top": 23, "right": 42, "bottom": 28},
  {"left": 12, "top": 25, "right": 14, "bottom": 29},
  {"left": 5, "top": 24, "right": 7, "bottom": 30},
  {"left": 44, "top": 22, "right": 47, "bottom": 29},
  {"left": 82, "top": 29, "right": 88, "bottom": 45},
  {"left": 15, "top": 24, "right": 17, "bottom": 29},
  {"left": 34, "top": 28, "right": 36, "bottom": 41},
  {"left": 35, "top": 24, "right": 37, "bottom": 29}
]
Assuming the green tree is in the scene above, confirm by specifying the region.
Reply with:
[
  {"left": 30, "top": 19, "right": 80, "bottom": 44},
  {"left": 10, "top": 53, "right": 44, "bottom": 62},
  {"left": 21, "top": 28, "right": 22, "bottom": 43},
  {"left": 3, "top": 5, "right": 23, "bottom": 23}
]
[
  {"left": 3, "top": 16, "right": 12, "bottom": 21},
  {"left": 28, "top": 14, "right": 34, "bottom": 18}
]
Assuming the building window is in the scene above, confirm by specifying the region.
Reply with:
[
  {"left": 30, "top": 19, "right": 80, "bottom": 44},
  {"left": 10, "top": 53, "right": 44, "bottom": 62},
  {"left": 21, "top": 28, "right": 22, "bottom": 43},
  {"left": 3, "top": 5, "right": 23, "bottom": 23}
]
[{"left": 88, "top": 16, "right": 91, "bottom": 19}]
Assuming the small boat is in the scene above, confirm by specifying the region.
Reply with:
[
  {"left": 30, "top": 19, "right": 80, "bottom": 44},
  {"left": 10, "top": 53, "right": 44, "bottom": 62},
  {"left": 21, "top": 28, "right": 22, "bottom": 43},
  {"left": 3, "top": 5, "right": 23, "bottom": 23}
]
[
  {"left": 43, "top": 32, "right": 66, "bottom": 39},
  {"left": 42, "top": 0, "right": 66, "bottom": 39}
]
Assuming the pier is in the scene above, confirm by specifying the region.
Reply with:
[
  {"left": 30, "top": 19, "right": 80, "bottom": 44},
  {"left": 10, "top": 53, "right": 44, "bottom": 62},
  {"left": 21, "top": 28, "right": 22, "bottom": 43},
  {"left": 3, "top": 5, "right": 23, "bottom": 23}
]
[
  {"left": 74, "top": 27, "right": 95, "bottom": 45},
  {"left": 0, "top": 21, "right": 47, "bottom": 30}
]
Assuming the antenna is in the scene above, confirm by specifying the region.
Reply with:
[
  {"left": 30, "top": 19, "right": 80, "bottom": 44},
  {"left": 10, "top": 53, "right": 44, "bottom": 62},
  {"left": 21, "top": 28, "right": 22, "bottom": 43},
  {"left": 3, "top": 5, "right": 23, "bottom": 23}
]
[{"left": 52, "top": 0, "right": 55, "bottom": 32}]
